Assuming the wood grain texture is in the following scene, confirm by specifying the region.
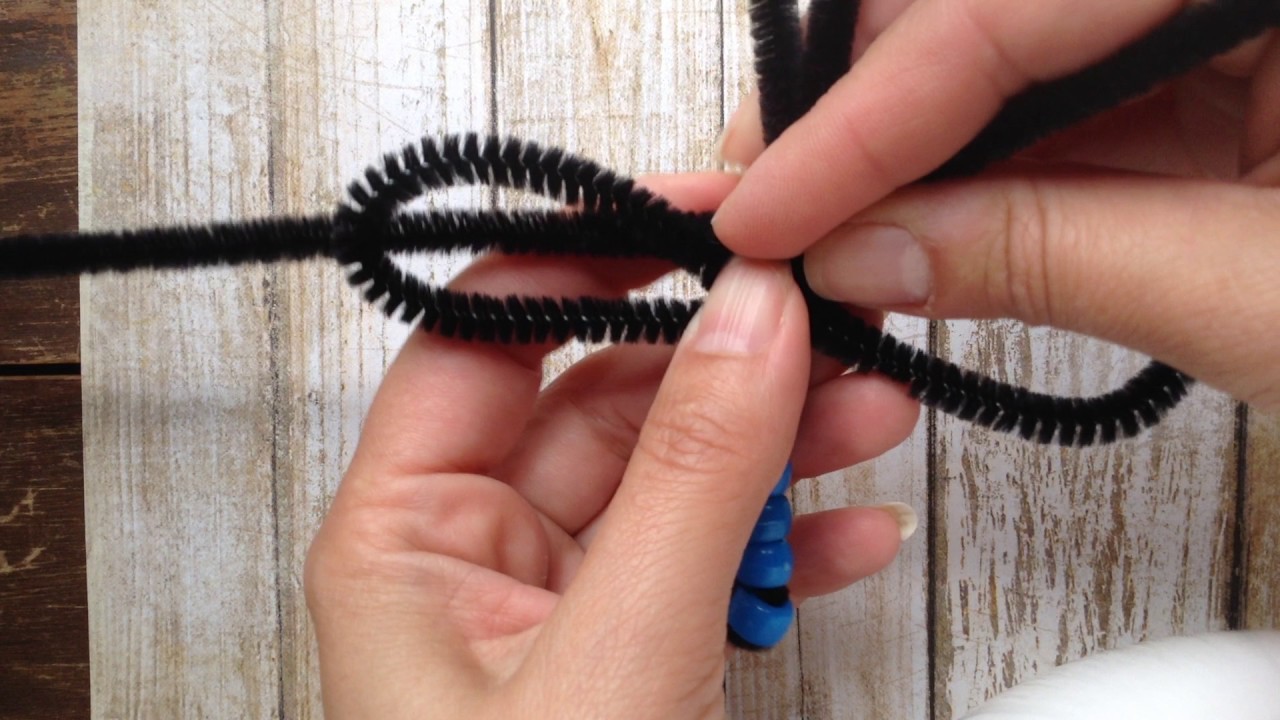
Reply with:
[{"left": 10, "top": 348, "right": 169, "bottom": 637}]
[
  {"left": 0, "top": 278, "right": 80, "bottom": 366},
  {"left": 0, "top": 4, "right": 87, "bottom": 718},
  {"left": 0, "top": 376, "right": 88, "bottom": 720},
  {"left": 491, "top": 0, "right": 716, "bottom": 368},
  {"left": 267, "top": 1, "right": 490, "bottom": 715},
  {"left": 78, "top": 3, "right": 1272, "bottom": 719},
  {"left": 1245, "top": 408, "right": 1280, "bottom": 629},
  {"left": 933, "top": 324, "right": 1239, "bottom": 717},
  {"left": 80, "top": 2, "right": 280, "bottom": 717},
  {"left": 0, "top": 0, "right": 79, "bottom": 365},
  {"left": 788, "top": 328, "right": 929, "bottom": 720}
]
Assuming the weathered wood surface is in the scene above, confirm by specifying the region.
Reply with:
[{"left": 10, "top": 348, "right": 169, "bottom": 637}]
[
  {"left": 934, "top": 325, "right": 1240, "bottom": 715},
  {"left": 79, "top": 2, "right": 1272, "bottom": 719},
  {"left": 0, "top": 3, "right": 87, "bottom": 718},
  {"left": 1246, "top": 409, "right": 1280, "bottom": 629},
  {"left": 268, "top": 2, "right": 491, "bottom": 714},
  {"left": 0, "top": 0, "right": 79, "bottom": 365},
  {"left": 0, "top": 278, "right": 80, "bottom": 367},
  {"left": 80, "top": 2, "right": 280, "bottom": 717},
  {"left": 0, "top": 377, "right": 88, "bottom": 720}
]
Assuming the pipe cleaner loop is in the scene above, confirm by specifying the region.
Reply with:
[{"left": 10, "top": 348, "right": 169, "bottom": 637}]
[
  {"left": 330, "top": 134, "right": 727, "bottom": 345},
  {"left": 0, "top": 0, "right": 1275, "bottom": 447},
  {"left": 319, "top": 131, "right": 1194, "bottom": 446}
]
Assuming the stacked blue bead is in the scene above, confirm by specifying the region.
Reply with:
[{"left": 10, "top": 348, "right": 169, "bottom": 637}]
[{"left": 727, "top": 462, "right": 796, "bottom": 650}]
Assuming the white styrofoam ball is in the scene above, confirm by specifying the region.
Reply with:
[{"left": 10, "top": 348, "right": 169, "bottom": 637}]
[{"left": 962, "top": 632, "right": 1280, "bottom": 720}]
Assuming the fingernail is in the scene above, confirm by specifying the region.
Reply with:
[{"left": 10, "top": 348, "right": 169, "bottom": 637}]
[
  {"left": 714, "top": 131, "right": 749, "bottom": 174},
  {"left": 809, "top": 225, "right": 931, "bottom": 306},
  {"left": 715, "top": 107, "right": 745, "bottom": 164},
  {"left": 715, "top": 99, "right": 761, "bottom": 169},
  {"left": 691, "top": 260, "right": 790, "bottom": 357},
  {"left": 874, "top": 502, "right": 919, "bottom": 542}
]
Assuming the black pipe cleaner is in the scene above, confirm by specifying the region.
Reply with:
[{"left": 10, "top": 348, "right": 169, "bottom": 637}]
[{"left": 2, "top": 0, "right": 1277, "bottom": 446}]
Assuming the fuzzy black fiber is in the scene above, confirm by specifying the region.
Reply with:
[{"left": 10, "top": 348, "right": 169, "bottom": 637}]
[
  {"left": 800, "top": 0, "right": 859, "bottom": 111},
  {"left": 0, "top": 0, "right": 1273, "bottom": 447},
  {"left": 332, "top": 135, "right": 713, "bottom": 346},
  {"left": 0, "top": 217, "right": 332, "bottom": 278},
  {"left": 749, "top": 0, "right": 805, "bottom": 144},
  {"left": 931, "top": 0, "right": 1280, "bottom": 180},
  {"left": 324, "top": 133, "right": 1194, "bottom": 445}
]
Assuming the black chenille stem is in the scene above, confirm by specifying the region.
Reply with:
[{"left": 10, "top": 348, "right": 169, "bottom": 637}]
[
  {"left": 0, "top": 217, "right": 332, "bottom": 278},
  {"left": 0, "top": 1, "right": 1273, "bottom": 446},
  {"left": 0, "top": 210, "right": 681, "bottom": 280},
  {"left": 748, "top": 0, "right": 804, "bottom": 144},
  {"left": 930, "top": 0, "right": 1280, "bottom": 180},
  {"left": 334, "top": 133, "right": 1190, "bottom": 446},
  {"left": 799, "top": 0, "right": 859, "bottom": 110},
  {"left": 744, "top": 0, "right": 1276, "bottom": 443}
]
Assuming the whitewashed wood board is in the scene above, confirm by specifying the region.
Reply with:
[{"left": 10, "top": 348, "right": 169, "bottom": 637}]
[{"left": 79, "top": 2, "right": 1256, "bottom": 718}]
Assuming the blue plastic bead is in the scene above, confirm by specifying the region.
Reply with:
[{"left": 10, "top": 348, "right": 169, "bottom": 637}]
[
  {"left": 728, "top": 587, "right": 795, "bottom": 649},
  {"left": 748, "top": 497, "right": 792, "bottom": 544},
  {"left": 771, "top": 462, "right": 793, "bottom": 497},
  {"left": 736, "top": 540, "right": 794, "bottom": 588}
]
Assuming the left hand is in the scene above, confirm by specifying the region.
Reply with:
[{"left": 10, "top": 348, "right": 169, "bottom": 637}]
[{"left": 304, "top": 174, "right": 920, "bottom": 719}]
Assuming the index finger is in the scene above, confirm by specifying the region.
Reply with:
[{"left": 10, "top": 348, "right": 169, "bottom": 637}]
[{"left": 712, "top": 0, "right": 1183, "bottom": 258}]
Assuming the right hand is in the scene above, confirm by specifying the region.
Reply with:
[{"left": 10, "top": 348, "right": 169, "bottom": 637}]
[{"left": 713, "top": 0, "right": 1280, "bottom": 409}]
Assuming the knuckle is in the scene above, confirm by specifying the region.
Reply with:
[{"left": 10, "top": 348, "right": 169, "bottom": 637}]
[
  {"left": 827, "top": 104, "right": 917, "bottom": 190},
  {"left": 303, "top": 513, "right": 379, "bottom": 613},
  {"left": 991, "top": 178, "right": 1062, "bottom": 326},
  {"left": 634, "top": 384, "right": 749, "bottom": 483},
  {"left": 567, "top": 394, "right": 643, "bottom": 467},
  {"left": 956, "top": 0, "right": 1033, "bottom": 93}
]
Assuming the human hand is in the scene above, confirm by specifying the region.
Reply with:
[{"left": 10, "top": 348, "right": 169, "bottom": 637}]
[
  {"left": 713, "top": 0, "right": 1280, "bottom": 409},
  {"left": 304, "top": 175, "right": 920, "bottom": 719}
]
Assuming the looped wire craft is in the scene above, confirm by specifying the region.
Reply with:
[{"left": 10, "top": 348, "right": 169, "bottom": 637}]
[{"left": 1, "top": 0, "right": 1277, "bottom": 445}]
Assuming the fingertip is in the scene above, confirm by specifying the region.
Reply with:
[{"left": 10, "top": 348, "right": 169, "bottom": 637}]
[
  {"left": 716, "top": 92, "right": 765, "bottom": 169},
  {"left": 711, "top": 107, "right": 890, "bottom": 260},
  {"left": 872, "top": 502, "right": 919, "bottom": 542},
  {"left": 792, "top": 372, "right": 921, "bottom": 477},
  {"left": 550, "top": 259, "right": 812, "bottom": 655},
  {"left": 788, "top": 506, "right": 904, "bottom": 599},
  {"left": 712, "top": 180, "right": 822, "bottom": 260},
  {"left": 635, "top": 171, "right": 742, "bottom": 211}
]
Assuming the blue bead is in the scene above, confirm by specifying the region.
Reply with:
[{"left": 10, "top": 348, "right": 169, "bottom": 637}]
[
  {"left": 771, "top": 462, "right": 793, "bottom": 497},
  {"left": 748, "top": 497, "right": 792, "bottom": 544},
  {"left": 736, "top": 540, "right": 794, "bottom": 588},
  {"left": 728, "top": 586, "right": 794, "bottom": 649}
]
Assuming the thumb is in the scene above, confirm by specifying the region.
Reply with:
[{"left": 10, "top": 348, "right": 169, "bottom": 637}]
[
  {"left": 803, "top": 174, "right": 1280, "bottom": 409},
  {"left": 530, "top": 259, "right": 810, "bottom": 703}
]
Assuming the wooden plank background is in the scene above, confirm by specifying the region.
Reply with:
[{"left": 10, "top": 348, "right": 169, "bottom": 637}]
[
  {"left": 64, "top": 1, "right": 1280, "bottom": 718},
  {"left": 0, "top": 2, "right": 87, "bottom": 719}
]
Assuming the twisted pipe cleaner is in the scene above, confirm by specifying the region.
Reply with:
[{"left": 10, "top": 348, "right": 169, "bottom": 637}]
[{"left": 2, "top": 0, "right": 1277, "bottom": 446}]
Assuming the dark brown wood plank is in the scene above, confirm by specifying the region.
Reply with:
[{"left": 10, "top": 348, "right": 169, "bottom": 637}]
[
  {"left": 0, "top": 376, "right": 88, "bottom": 720},
  {"left": 0, "top": 2, "right": 86, "bottom": 718},
  {"left": 0, "top": 0, "right": 79, "bottom": 366},
  {"left": 1245, "top": 410, "right": 1280, "bottom": 629}
]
